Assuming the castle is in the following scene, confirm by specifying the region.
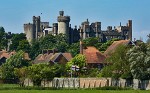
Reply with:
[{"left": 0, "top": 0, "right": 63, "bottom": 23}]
[{"left": 24, "top": 11, "right": 132, "bottom": 43}]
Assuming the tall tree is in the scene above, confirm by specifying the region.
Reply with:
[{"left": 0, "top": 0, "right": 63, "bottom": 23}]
[
  {"left": 0, "top": 27, "right": 8, "bottom": 50},
  {"left": 17, "top": 40, "right": 31, "bottom": 52},
  {"left": 39, "top": 34, "right": 55, "bottom": 50},
  {"left": 29, "top": 40, "right": 41, "bottom": 60},
  {"left": 9, "top": 33, "right": 26, "bottom": 51},
  {"left": 127, "top": 44, "right": 150, "bottom": 79},
  {"left": 38, "top": 34, "right": 69, "bottom": 52},
  {"left": 67, "top": 42, "right": 80, "bottom": 57}
]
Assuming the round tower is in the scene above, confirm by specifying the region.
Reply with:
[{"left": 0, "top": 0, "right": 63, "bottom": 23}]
[{"left": 57, "top": 11, "right": 70, "bottom": 35}]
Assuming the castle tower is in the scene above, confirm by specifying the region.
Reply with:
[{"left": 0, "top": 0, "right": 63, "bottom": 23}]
[
  {"left": 57, "top": 11, "right": 70, "bottom": 36},
  {"left": 24, "top": 23, "right": 34, "bottom": 43},
  {"left": 95, "top": 22, "right": 101, "bottom": 38},
  {"left": 81, "top": 19, "right": 90, "bottom": 39},
  {"left": 35, "top": 16, "right": 41, "bottom": 39},
  {"left": 52, "top": 23, "right": 58, "bottom": 36},
  {"left": 127, "top": 20, "right": 132, "bottom": 40}
]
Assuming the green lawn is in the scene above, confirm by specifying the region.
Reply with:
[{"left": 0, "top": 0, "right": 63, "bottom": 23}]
[
  {"left": 0, "top": 90, "right": 150, "bottom": 93},
  {"left": 0, "top": 84, "right": 149, "bottom": 93}
]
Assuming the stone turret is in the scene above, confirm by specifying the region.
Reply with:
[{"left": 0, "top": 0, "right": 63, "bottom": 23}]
[
  {"left": 95, "top": 22, "right": 101, "bottom": 38},
  {"left": 81, "top": 19, "right": 90, "bottom": 39},
  {"left": 57, "top": 11, "right": 70, "bottom": 35},
  {"left": 53, "top": 23, "right": 58, "bottom": 36},
  {"left": 35, "top": 16, "right": 41, "bottom": 39},
  {"left": 127, "top": 20, "right": 132, "bottom": 40}
]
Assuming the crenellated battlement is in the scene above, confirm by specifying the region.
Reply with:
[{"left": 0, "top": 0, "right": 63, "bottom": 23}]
[
  {"left": 24, "top": 10, "right": 132, "bottom": 44},
  {"left": 57, "top": 16, "right": 70, "bottom": 22}
]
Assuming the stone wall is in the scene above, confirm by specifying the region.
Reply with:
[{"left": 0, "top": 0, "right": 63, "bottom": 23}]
[{"left": 24, "top": 78, "right": 150, "bottom": 90}]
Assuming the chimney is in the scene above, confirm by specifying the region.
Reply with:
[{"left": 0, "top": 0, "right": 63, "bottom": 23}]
[
  {"left": 42, "top": 50, "right": 47, "bottom": 54},
  {"left": 47, "top": 50, "right": 53, "bottom": 54},
  {"left": 52, "top": 49, "right": 58, "bottom": 55},
  {"left": 80, "top": 41, "right": 83, "bottom": 54}
]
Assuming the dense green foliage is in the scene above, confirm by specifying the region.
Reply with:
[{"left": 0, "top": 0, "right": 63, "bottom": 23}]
[
  {"left": 27, "top": 64, "right": 55, "bottom": 86},
  {"left": 15, "top": 64, "right": 65, "bottom": 86},
  {"left": 101, "top": 45, "right": 132, "bottom": 79},
  {"left": 99, "top": 38, "right": 120, "bottom": 52},
  {"left": 83, "top": 37, "right": 102, "bottom": 47},
  {"left": 29, "top": 34, "right": 69, "bottom": 59},
  {"left": 126, "top": 43, "right": 150, "bottom": 80},
  {"left": 39, "top": 34, "right": 68, "bottom": 52},
  {"left": 66, "top": 54, "right": 86, "bottom": 70},
  {"left": 1, "top": 26, "right": 150, "bottom": 83},
  {"left": 0, "top": 27, "right": 8, "bottom": 50},
  {"left": 17, "top": 40, "right": 30, "bottom": 52},
  {"left": 0, "top": 50, "right": 30, "bottom": 79},
  {"left": 67, "top": 42, "right": 80, "bottom": 57},
  {"left": 29, "top": 40, "right": 41, "bottom": 60},
  {"left": 14, "top": 67, "right": 28, "bottom": 86},
  {"left": 101, "top": 42, "right": 150, "bottom": 80},
  {"left": 9, "top": 33, "right": 27, "bottom": 51}
]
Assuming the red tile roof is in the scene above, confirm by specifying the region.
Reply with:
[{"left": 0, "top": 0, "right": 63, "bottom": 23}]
[
  {"left": 83, "top": 46, "right": 106, "bottom": 64},
  {"left": 33, "top": 53, "right": 73, "bottom": 64},
  {"left": 0, "top": 50, "right": 16, "bottom": 59},
  {"left": 62, "top": 53, "right": 72, "bottom": 61},
  {"left": 0, "top": 50, "right": 30, "bottom": 60}
]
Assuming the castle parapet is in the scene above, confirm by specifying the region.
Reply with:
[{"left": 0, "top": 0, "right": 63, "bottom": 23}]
[{"left": 57, "top": 16, "right": 70, "bottom": 22}]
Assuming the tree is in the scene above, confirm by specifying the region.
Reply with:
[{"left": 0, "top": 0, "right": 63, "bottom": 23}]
[
  {"left": 126, "top": 44, "right": 150, "bottom": 80},
  {"left": 66, "top": 54, "right": 86, "bottom": 71},
  {"left": 55, "top": 41, "right": 68, "bottom": 52},
  {"left": 27, "top": 64, "right": 62, "bottom": 86},
  {"left": 54, "top": 34, "right": 69, "bottom": 52},
  {"left": 39, "top": 34, "right": 55, "bottom": 50},
  {"left": 27, "top": 64, "right": 47, "bottom": 86},
  {"left": 17, "top": 40, "right": 31, "bottom": 52},
  {"left": 9, "top": 33, "right": 26, "bottom": 51},
  {"left": 67, "top": 42, "right": 80, "bottom": 57},
  {"left": 14, "top": 67, "right": 28, "bottom": 87},
  {"left": 83, "top": 37, "right": 99, "bottom": 46},
  {"left": 38, "top": 34, "right": 69, "bottom": 53},
  {"left": 99, "top": 38, "right": 120, "bottom": 52},
  {"left": 83, "top": 37, "right": 102, "bottom": 51},
  {"left": 1, "top": 50, "right": 30, "bottom": 79},
  {"left": 0, "top": 27, "right": 8, "bottom": 50},
  {"left": 29, "top": 40, "right": 41, "bottom": 60},
  {"left": 101, "top": 45, "right": 131, "bottom": 79}
]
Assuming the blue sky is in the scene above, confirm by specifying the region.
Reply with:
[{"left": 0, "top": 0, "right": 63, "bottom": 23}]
[{"left": 0, "top": 0, "right": 150, "bottom": 42}]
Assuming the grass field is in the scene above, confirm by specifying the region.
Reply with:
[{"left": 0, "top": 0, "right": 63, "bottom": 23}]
[
  {"left": 0, "top": 84, "right": 150, "bottom": 93},
  {"left": 0, "top": 90, "right": 150, "bottom": 93}
]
